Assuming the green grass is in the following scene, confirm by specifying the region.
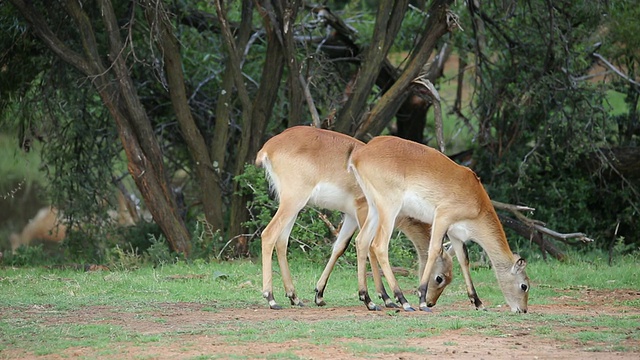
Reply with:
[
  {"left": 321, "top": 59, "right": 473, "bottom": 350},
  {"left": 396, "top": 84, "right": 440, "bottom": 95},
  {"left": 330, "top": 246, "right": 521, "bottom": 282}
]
[{"left": 0, "top": 256, "right": 639, "bottom": 358}]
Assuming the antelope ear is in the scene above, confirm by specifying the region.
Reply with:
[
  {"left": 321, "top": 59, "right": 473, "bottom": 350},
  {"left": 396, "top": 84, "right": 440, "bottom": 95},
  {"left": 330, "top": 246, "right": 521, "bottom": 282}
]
[{"left": 511, "top": 257, "right": 527, "bottom": 275}]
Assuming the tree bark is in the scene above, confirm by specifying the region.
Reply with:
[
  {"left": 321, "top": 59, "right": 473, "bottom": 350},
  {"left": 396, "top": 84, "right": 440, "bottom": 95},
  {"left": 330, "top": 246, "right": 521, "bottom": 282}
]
[
  {"left": 281, "top": 1, "right": 305, "bottom": 127},
  {"left": 210, "top": 1, "right": 255, "bottom": 238},
  {"left": 214, "top": 0, "right": 288, "bottom": 254},
  {"left": 142, "top": 0, "right": 223, "bottom": 234},
  {"left": 227, "top": 0, "right": 288, "bottom": 254},
  {"left": 334, "top": 0, "right": 410, "bottom": 135}
]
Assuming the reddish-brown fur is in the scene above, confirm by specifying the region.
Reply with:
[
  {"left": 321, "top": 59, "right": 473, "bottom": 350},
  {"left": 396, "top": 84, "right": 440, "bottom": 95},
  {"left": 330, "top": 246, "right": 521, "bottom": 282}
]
[
  {"left": 349, "top": 136, "right": 530, "bottom": 313},
  {"left": 256, "top": 126, "right": 454, "bottom": 310}
]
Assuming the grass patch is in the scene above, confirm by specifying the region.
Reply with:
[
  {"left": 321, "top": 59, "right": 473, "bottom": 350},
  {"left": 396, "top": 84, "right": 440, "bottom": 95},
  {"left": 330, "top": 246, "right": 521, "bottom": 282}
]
[{"left": 0, "top": 256, "right": 638, "bottom": 357}]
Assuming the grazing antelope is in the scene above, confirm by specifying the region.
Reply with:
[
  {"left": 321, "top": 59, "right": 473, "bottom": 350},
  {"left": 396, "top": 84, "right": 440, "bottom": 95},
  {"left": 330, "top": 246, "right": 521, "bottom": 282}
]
[
  {"left": 9, "top": 192, "right": 142, "bottom": 252},
  {"left": 256, "top": 126, "right": 454, "bottom": 310},
  {"left": 9, "top": 206, "right": 67, "bottom": 252},
  {"left": 349, "top": 136, "right": 530, "bottom": 313}
]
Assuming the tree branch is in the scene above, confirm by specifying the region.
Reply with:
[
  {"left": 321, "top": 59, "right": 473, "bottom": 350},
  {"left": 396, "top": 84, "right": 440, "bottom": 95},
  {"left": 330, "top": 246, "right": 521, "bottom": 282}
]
[
  {"left": 412, "top": 76, "right": 445, "bottom": 152},
  {"left": 8, "top": 0, "right": 91, "bottom": 75},
  {"left": 492, "top": 200, "right": 595, "bottom": 244},
  {"left": 354, "top": 0, "right": 456, "bottom": 139},
  {"left": 592, "top": 52, "right": 640, "bottom": 90}
]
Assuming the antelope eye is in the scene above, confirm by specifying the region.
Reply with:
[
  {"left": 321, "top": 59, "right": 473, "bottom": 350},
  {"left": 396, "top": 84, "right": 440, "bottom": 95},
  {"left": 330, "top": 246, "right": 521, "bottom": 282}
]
[
  {"left": 435, "top": 275, "right": 444, "bottom": 284},
  {"left": 521, "top": 284, "right": 529, "bottom": 292}
]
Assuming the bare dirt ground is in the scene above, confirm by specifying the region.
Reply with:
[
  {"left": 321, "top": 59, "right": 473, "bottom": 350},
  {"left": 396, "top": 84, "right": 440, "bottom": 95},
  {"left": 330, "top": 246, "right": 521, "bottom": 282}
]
[{"left": 2, "top": 288, "right": 639, "bottom": 359}]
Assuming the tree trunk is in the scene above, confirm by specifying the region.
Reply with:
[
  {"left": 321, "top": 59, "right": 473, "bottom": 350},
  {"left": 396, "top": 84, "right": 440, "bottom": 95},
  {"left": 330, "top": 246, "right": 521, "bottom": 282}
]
[
  {"left": 142, "top": 0, "right": 222, "bottom": 234},
  {"left": 227, "top": 0, "right": 287, "bottom": 254},
  {"left": 210, "top": 0, "right": 255, "bottom": 237},
  {"left": 282, "top": 1, "right": 305, "bottom": 127},
  {"left": 395, "top": 44, "right": 452, "bottom": 143}
]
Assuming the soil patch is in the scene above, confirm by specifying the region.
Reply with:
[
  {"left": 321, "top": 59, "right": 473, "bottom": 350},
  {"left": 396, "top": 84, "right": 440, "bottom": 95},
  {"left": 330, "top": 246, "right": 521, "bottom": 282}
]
[{"left": 2, "top": 287, "right": 639, "bottom": 359}]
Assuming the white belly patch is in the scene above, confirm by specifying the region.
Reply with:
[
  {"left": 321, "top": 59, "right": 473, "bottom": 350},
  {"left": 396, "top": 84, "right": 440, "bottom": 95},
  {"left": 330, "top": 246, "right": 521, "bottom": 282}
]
[
  {"left": 400, "top": 192, "right": 436, "bottom": 223},
  {"left": 308, "top": 182, "right": 355, "bottom": 214}
]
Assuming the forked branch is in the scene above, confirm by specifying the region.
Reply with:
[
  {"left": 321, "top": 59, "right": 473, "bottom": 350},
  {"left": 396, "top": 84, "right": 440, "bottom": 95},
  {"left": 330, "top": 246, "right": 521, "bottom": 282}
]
[{"left": 491, "top": 200, "right": 595, "bottom": 245}]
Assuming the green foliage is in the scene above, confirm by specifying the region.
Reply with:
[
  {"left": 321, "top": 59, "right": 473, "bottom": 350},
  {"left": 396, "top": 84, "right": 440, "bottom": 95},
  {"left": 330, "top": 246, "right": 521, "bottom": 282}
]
[
  {"left": 465, "top": 1, "right": 639, "bottom": 253},
  {"left": 235, "top": 164, "right": 344, "bottom": 262},
  {"left": 188, "top": 217, "right": 224, "bottom": 261},
  {"left": 3, "top": 244, "right": 49, "bottom": 267},
  {"left": 143, "top": 235, "right": 175, "bottom": 267}
]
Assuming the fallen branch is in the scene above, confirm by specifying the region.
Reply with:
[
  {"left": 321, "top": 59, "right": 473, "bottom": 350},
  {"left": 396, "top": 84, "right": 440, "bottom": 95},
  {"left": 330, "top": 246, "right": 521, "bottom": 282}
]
[
  {"left": 491, "top": 200, "right": 594, "bottom": 244},
  {"left": 497, "top": 214, "right": 566, "bottom": 261}
]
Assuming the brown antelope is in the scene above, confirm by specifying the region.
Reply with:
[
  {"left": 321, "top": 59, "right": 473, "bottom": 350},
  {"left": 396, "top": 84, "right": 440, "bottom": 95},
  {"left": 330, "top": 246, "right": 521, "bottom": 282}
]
[
  {"left": 256, "top": 126, "right": 454, "bottom": 310},
  {"left": 9, "top": 192, "right": 142, "bottom": 252},
  {"left": 349, "top": 135, "right": 530, "bottom": 313},
  {"left": 9, "top": 206, "right": 67, "bottom": 252}
]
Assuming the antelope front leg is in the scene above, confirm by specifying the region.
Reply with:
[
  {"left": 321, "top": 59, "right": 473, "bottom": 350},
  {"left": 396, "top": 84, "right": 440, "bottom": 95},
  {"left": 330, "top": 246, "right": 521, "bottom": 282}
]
[
  {"left": 450, "top": 238, "right": 484, "bottom": 310},
  {"left": 418, "top": 213, "right": 448, "bottom": 312},
  {"left": 315, "top": 215, "right": 358, "bottom": 306},
  {"left": 355, "top": 215, "right": 380, "bottom": 311},
  {"left": 370, "top": 219, "right": 415, "bottom": 312}
]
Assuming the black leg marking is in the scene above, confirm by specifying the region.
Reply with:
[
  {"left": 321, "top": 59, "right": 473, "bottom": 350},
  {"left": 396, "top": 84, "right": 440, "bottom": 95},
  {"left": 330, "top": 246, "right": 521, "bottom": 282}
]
[
  {"left": 287, "top": 292, "right": 304, "bottom": 307},
  {"left": 315, "top": 288, "right": 326, "bottom": 307},
  {"left": 360, "top": 290, "right": 381, "bottom": 311},
  {"left": 394, "top": 291, "right": 415, "bottom": 312},
  {"left": 469, "top": 291, "right": 484, "bottom": 310},
  {"left": 380, "top": 288, "right": 399, "bottom": 308},
  {"left": 265, "top": 292, "right": 282, "bottom": 310},
  {"left": 417, "top": 283, "right": 432, "bottom": 312}
]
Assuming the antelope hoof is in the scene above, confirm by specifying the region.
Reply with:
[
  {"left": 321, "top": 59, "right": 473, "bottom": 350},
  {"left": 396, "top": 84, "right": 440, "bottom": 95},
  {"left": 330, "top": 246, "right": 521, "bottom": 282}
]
[
  {"left": 289, "top": 297, "right": 305, "bottom": 307},
  {"left": 384, "top": 297, "right": 399, "bottom": 309},
  {"left": 402, "top": 304, "right": 416, "bottom": 312},
  {"left": 419, "top": 306, "right": 433, "bottom": 312},
  {"left": 265, "top": 292, "right": 281, "bottom": 310},
  {"left": 367, "top": 303, "right": 382, "bottom": 311},
  {"left": 315, "top": 289, "right": 326, "bottom": 307}
]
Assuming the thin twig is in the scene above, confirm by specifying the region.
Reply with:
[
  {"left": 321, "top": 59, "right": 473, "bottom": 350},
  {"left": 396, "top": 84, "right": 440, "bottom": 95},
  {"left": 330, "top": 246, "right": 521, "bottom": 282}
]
[
  {"left": 216, "top": 232, "right": 258, "bottom": 259},
  {"left": 299, "top": 74, "right": 321, "bottom": 128}
]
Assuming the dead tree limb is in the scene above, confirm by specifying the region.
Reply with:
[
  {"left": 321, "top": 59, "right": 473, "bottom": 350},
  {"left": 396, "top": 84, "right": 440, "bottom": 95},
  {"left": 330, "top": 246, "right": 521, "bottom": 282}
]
[
  {"left": 497, "top": 213, "right": 566, "bottom": 261},
  {"left": 490, "top": 199, "right": 594, "bottom": 260}
]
